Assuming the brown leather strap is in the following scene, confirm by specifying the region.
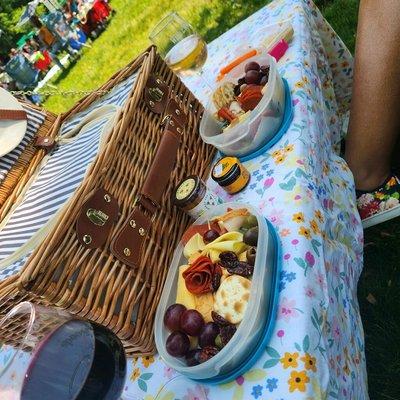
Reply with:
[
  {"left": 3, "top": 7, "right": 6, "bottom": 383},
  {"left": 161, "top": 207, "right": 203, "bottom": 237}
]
[
  {"left": 141, "top": 129, "right": 181, "bottom": 209},
  {"left": 76, "top": 188, "right": 119, "bottom": 249},
  {"left": 0, "top": 109, "right": 27, "bottom": 121},
  {"left": 109, "top": 207, "right": 152, "bottom": 268}
]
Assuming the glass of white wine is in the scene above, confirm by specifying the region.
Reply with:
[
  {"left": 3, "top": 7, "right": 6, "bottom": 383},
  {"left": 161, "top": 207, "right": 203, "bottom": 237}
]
[{"left": 149, "top": 12, "right": 209, "bottom": 80}]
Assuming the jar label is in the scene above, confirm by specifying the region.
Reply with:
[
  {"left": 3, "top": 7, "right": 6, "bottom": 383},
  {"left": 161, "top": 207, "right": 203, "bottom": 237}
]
[{"left": 188, "top": 191, "right": 222, "bottom": 219}]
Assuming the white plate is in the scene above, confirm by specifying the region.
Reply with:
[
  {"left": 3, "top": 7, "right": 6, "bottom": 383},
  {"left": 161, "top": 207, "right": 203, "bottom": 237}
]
[{"left": 0, "top": 88, "right": 28, "bottom": 157}]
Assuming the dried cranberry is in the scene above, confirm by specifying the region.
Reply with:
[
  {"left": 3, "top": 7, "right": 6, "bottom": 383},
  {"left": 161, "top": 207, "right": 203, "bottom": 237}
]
[
  {"left": 227, "top": 261, "right": 254, "bottom": 277},
  {"left": 211, "top": 311, "right": 230, "bottom": 326},
  {"left": 260, "top": 65, "right": 270, "bottom": 75},
  {"left": 198, "top": 346, "right": 219, "bottom": 363},
  {"left": 219, "top": 251, "right": 238, "bottom": 269},
  {"left": 220, "top": 325, "right": 237, "bottom": 347}
]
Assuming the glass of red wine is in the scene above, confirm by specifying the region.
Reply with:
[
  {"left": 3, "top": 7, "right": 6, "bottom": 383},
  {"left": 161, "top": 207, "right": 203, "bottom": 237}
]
[{"left": 0, "top": 302, "right": 126, "bottom": 400}]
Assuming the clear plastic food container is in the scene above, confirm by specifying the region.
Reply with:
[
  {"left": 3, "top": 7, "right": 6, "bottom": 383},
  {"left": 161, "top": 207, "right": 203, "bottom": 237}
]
[
  {"left": 154, "top": 202, "right": 277, "bottom": 381},
  {"left": 199, "top": 53, "right": 285, "bottom": 158}
]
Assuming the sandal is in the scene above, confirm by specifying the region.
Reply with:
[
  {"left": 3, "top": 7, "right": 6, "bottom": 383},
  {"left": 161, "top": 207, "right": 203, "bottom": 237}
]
[{"left": 356, "top": 173, "right": 400, "bottom": 228}]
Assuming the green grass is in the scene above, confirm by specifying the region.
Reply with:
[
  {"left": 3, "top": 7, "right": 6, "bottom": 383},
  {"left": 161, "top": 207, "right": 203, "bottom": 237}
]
[
  {"left": 41, "top": 0, "right": 400, "bottom": 398},
  {"left": 43, "top": 0, "right": 267, "bottom": 112}
]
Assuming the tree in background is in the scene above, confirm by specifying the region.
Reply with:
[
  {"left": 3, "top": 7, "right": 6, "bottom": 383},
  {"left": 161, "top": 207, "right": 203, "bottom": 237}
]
[{"left": 0, "top": 0, "right": 49, "bottom": 62}]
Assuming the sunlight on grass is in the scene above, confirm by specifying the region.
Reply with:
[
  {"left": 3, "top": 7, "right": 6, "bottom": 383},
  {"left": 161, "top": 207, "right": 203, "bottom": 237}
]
[{"left": 43, "top": 0, "right": 268, "bottom": 112}]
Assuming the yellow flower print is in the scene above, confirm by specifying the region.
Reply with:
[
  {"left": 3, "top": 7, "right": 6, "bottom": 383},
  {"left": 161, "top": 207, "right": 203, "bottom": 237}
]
[
  {"left": 375, "top": 191, "right": 385, "bottom": 200},
  {"left": 310, "top": 219, "right": 320, "bottom": 235},
  {"left": 130, "top": 367, "right": 140, "bottom": 382},
  {"left": 314, "top": 210, "right": 324, "bottom": 223},
  {"left": 292, "top": 212, "right": 305, "bottom": 223},
  {"left": 299, "top": 226, "right": 311, "bottom": 239},
  {"left": 343, "top": 362, "right": 350, "bottom": 375},
  {"left": 288, "top": 370, "right": 310, "bottom": 392},
  {"left": 295, "top": 81, "right": 305, "bottom": 89},
  {"left": 341, "top": 61, "right": 350, "bottom": 68},
  {"left": 302, "top": 76, "right": 309, "bottom": 84},
  {"left": 323, "top": 80, "right": 332, "bottom": 90},
  {"left": 274, "top": 154, "right": 286, "bottom": 164},
  {"left": 284, "top": 144, "right": 294, "bottom": 153},
  {"left": 280, "top": 352, "right": 299, "bottom": 369},
  {"left": 271, "top": 149, "right": 283, "bottom": 158},
  {"left": 301, "top": 353, "right": 317, "bottom": 372},
  {"left": 142, "top": 355, "right": 155, "bottom": 368},
  {"left": 322, "top": 163, "right": 329, "bottom": 175}
]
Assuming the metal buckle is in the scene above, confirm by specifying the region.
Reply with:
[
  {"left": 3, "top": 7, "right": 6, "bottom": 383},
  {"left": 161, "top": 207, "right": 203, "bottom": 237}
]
[
  {"left": 86, "top": 208, "right": 109, "bottom": 226},
  {"left": 133, "top": 195, "right": 157, "bottom": 223},
  {"left": 161, "top": 114, "right": 172, "bottom": 126},
  {"left": 148, "top": 87, "right": 164, "bottom": 103}
]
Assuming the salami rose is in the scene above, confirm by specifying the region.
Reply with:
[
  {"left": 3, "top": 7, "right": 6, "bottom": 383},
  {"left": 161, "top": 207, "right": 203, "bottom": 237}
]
[{"left": 183, "top": 256, "right": 222, "bottom": 294}]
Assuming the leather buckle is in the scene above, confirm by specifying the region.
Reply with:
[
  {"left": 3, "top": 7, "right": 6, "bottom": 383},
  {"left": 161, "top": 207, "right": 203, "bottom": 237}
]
[
  {"left": 144, "top": 75, "right": 169, "bottom": 114},
  {"left": 34, "top": 136, "right": 56, "bottom": 152},
  {"left": 76, "top": 188, "right": 119, "bottom": 249}
]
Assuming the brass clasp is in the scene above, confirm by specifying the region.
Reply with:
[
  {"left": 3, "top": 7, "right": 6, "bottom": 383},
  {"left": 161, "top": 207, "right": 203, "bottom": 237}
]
[{"left": 86, "top": 208, "right": 109, "bottom": 226}]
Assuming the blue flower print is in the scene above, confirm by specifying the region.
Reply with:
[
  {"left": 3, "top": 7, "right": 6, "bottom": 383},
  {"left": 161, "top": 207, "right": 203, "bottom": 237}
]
[
  {"left": 279, "top": 281, "right": 286, "bottom": 292},
  {"left": 266, "top": 169, "right": 274, "bottom": 176},
  {"left": 253, "top": 170, "right": 260, "bottom": 176},
  {"left": 251, "top": 384, "right": 263, "bottom": 399},
  {"left": 286, "top": 272, "right": 296, "bottom": 282},
  {"left": 266, "top": 377, "right": 278, "bottom": 392}
]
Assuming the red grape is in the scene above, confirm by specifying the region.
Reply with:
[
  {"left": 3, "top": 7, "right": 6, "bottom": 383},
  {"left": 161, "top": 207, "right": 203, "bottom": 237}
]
[
  {"left": 185, "top": 349, "right": 201, "bottom": 366},
  {"left": 180, "top": 309, "right": 205, "bottom": 336},
  {"left": 245, "top": 70, "right": 262, "bottom": 85},
  {"left": 244, "top": 61, "right": 260, "bottom": 72},
  {"left": 198, "top": 322, "right": 220, "bottom": 348},
  {"left": 164, "top": 303, "right": 186, "bottom": 332},
  {"left": 166, "top": 331, "right": 190, "bottom": 357},
  {"left": 203, "top": 229, "right": 220, "bottom": 243}
]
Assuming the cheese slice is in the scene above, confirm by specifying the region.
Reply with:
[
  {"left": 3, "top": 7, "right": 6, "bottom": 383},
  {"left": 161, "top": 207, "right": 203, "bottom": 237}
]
[
  {"left": 175, "top": 264, "right": 214, "bottom": 322},
  {"left": 176, "top": 265, "right": 196, "bottom": 310}
]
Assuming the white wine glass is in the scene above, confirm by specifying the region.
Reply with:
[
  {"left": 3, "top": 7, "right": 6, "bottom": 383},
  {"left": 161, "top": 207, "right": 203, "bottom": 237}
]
[{"left": 149, "top": 12, "right": 212, "bottom": 88}]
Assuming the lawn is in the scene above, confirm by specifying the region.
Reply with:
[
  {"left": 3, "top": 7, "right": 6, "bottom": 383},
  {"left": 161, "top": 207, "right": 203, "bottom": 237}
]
[{"left": 43, "top": 0, "right": 400, "bottom": 398}]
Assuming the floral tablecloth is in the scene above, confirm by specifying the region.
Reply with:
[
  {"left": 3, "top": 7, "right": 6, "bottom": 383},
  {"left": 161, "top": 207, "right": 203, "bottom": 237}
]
[{"left": 123, "top": 0, "right": 369, "bottom": 399}]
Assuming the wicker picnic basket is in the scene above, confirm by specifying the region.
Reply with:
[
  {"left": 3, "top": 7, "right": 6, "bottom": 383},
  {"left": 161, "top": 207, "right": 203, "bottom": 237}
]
[{"left": 0, "top": 45, "right": 215, "bottom": 355}]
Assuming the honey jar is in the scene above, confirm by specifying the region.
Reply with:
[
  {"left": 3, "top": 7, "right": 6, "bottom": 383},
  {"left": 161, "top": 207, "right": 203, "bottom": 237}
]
[
  {"left": 173, "top": 175, "right": 222, "bottom": 219},
  {"left": 211, "top": 156, "right": 250, "bottom": 194}
]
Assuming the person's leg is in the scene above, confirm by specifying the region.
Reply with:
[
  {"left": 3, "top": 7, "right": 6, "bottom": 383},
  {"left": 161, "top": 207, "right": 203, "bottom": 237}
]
[{"left": 345, "top": 0, "right": 400, "bottom": 191}]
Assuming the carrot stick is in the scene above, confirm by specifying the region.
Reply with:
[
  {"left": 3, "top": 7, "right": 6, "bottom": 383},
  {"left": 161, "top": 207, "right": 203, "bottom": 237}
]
[{"left": 219, "top": 49, "right": 257, "bottom": 76}]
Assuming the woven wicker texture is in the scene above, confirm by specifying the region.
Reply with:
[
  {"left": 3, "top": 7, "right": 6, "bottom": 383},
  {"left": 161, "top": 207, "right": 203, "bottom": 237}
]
[
  {"left": 0, "top": 104, "right": 57, "bottom": 221},
  {"left": 0, "top": 46, "right": 215, "bottom": 355}
]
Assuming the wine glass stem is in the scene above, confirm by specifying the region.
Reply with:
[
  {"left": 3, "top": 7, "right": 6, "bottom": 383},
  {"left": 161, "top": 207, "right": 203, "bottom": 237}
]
[{"left": 196, "top": 69, "right": 214, "bottom": 90}]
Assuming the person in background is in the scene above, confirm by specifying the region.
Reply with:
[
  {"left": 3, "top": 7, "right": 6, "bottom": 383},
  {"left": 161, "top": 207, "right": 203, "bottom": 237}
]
[
  {"left": 8, "top": 48, "right": 18, "bottom": 58},
  {"left": 346, "top": 0, "right": 400, "bottom": 228},
  {"left": 29, "top": 15, "right": 65, "bottom": 70},
  {"left": 66, "top": 0, "right": 83, "bottom": 16}
]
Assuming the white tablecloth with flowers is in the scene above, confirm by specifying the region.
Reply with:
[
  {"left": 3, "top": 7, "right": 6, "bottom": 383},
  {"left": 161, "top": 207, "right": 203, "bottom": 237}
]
[{"left": 123, "top": 0, "right": 369, "bottom": 399}]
